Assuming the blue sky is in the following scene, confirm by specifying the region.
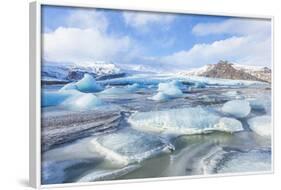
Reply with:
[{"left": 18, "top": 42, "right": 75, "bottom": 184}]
[{"left": 42, "top": 5, "right": 271, "bottom": 72}]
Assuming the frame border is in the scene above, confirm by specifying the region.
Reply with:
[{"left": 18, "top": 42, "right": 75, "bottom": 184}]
[{"left": 29, "top": 0, "right": 274, "bottom": 189}]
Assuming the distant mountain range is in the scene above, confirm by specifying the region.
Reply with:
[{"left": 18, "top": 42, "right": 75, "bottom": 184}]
[
  {"left": 41, "top": 61, "right": 125, "bottom": 84},
  {"left": 180, "top": 61, "right": 271, "bottom": 83}
]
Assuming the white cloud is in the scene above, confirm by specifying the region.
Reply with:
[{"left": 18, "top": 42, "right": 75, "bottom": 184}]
[
  {"left": 192, "top": 18, "right": 271, "bottom": 37},
  {"left": 66, "top": 9, "right": 108, "bottom": 31},
  {"left": 160, "top": 35, "right": 271, "bottom": 70},
  {"left": 43, "top": 9, "right": 133, "bottom": 64},
  {"left": 43, "top": 27, "right": 131, "bottom": 63},
  {"left": 123, "top": 11, "right": 175, "bottom": 30},
  {"left": 158, "top": 18, "right": 271, "bottom": 70}
]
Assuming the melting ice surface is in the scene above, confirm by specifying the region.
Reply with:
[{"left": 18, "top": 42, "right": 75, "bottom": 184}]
[
  {"left": 128, "top": 107, "right": 243, "bottom": 135},
  {"left": 89, "top": 128, "right": 174, "bottom": 165},
  {"left": 41, "top": 73, "right": 272, "bottom": 184}
]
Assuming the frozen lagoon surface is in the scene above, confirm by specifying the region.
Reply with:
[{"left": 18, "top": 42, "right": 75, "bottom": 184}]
[{"left": 41, "top": 74, "right": 272, "bottom": 184}]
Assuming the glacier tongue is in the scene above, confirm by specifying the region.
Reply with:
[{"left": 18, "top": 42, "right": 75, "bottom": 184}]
[{"left": 128, "top": 107, "right": 243, "bottom": 135}]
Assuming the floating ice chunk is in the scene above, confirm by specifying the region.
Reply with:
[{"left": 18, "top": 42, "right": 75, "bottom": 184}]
[
  {"left": 222, "top": 100, "right": 251, "bottom": 118},
  {"left": 77, "top": 164, "right": 141, "bottom": 182},
  {"left": 89, "top": 129, "right": 174, "bottom": 165},
  {"left": 248, "top": 99, "right": 266, "bottom": 111},
  {"left": 248, "top": 116, "right": 271, "bottom": 137},
  {"left": 203, "top": 149, "right": 271, "bottom": 174},
  {"left": 150, "top": 92, "right": 171, "bottom": 102},
  {"left": 59, "top": 82, "right": 77, "bottom": 91},
  {"left": 222, "top": 91, "right": 239, "bottom": 96},
  {"left": 194, "top": 82, "right": 206, "bottom": 88},
  {"left": 214, "top": 117, "right": 243, "bottom": 133},
  {"left": 129, "top": 107, "right": 242, "bottom": 135},
  {"left": 75, "top": 74, "right": 103, "bottom": 93},
  {"left": 101, "top": 83, "right": 140, "bottom": 94},
  {"left": 158, "top": 81, "right": 183, "bottom": 97},
  {"left": 62, "top": 94, "right": 104, "bottom": 110},
  {"left": 42, "top": 91, "right": 73, "bottom": 107}
]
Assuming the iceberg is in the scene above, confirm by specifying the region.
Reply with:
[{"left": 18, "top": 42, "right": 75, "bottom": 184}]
[
  {"left": 62, "top": 93, "right": 104, "bottom": 110},
  {"left": 89, "top": 129, "right": 174, "bottom": 165},
  {"left": 203, "top": 149, "right": 271, "bottom": 174},
  {"left": 42, "top": 91, "right": 74, "bottom": 107},
  {"left": 149, "top": 80, "right": 183, "bottom": 101},
  {"left": 128, "top": 107, "right": 243, "bottom": 135},
  {"left": 248, "top": 98, "right": 266, "bottom": 111},
  {"left": 213, "top": 117, "right": 243, "bottom": 133},
  {"left": 77, "top": 164, "right": 141, "bottom": 182},
  {"left": 101, "top": 83, "right": 141, "bottom": 94},
  {"left": 59, "top": 82, "right": 77, "bottom": 91},
  {"left": 248, "top": 116, "right": 271, "bottom": 137},
  {"left": 221, "top": 100, "right": 251, "bottom": 118},
  {"left": 75, "top": 74, "right": 103, "bottom": 93},
  {"left": 149, "top": 92, "right": 171, "bottom": 102},
  {"left": 158, "top": 81, "right": 183, "bottom": 97}
]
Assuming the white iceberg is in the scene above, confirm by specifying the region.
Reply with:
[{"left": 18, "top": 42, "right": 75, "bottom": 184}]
[
  {"left": 248, "top": 116, "right": 272, "bottom": 137},
  {"left": 213, "top": 117, "right": 243, "bottom": 133},
  {"left": 89, "top": 129, "right": 174, "bottom": 165},
  {"left": 128, "top": 107, "right": 243, "bottom": 135},
  {"left": 42, "top": 91, "right": 74, "bottom": 107},
  {"left": 149, "top": 80, "right": 183, "bottom": 101},
  {"left": 59, "top": 82, "right": 77, "bottom": 91},
  {"left": 101, "top": 83, "right": 140, "bottom": 94},
  {"left": 221, "top": 100, "right": 251, "bottom": 118},
  {"left": 248, "top": 98, "right": 266, "bottom": 111},
  {"left": 149, "top": 92, "right": 171, "bottom": 102},
  {"left": 77, "top": 164, "right": 141, "bottom": 182},
  {"left": 66, "top": 74, "right": 103, "bottom": 93},
  {"left": 62, "top": 93, "right": 104, "bottom": 110}
]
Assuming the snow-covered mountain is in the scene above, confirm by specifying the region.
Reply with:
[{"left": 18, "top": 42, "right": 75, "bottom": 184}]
[
  {"left": 42, "top": 61, "right": 125, "bottom": 84},
  {"left": 179, "top": 61, "right": 271, "bottom": 83}
]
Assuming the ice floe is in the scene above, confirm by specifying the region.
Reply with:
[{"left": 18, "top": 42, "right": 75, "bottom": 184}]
[
  {"left": 128, "top": 107, "right": 243, "bottom": 135},
  {"left": 75, "top": 74, "right": 103, "bottom": 92},
  {"left": 203, "top": 148, "right": 271, "bottom": 174},
  {"left": 214, "top": 117, "right": 243, "bottom": 133},
  {"left": 149, "top": 80, "right": 183, "bottom": 102},
  {"left": 60, "top": 74, "right": 103, "bottom": 93},
  {"left": 101, "top": 83, "right": 141, "bottom": 94},
  {"left": 248, "top": 116, "right": 272, "bottom": 137},
  {"left": 89, "top": 129, "right": 174, "bottom": 165},
  {"left": 62, "top": 93, "right": 104, "bottom": 110},
  {"left": 221, "top": 100, "right": 251, "bottom": 118},
  {"left": 42, "top": 91, "right": 77, "bottom": 107},
  {"left": 77, "top": 164, "right": 141, "bottom": 182}
]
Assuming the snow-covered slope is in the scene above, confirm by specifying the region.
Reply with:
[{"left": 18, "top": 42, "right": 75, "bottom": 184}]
[
  {"left": 179, "top": 61, "right": 271, "bottom": 83},
  {"left": 42, "top": 61, "right": 124, "bottom": 84}
]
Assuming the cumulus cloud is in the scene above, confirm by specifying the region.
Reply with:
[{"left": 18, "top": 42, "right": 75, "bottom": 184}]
[
  {"left": 123, "top": 11, "right": 175, "bottom": 30},
  {"left": 43, "top": 27, "right": 131, "bottom": 63},
  {"left": 159, "top": 18, "right": 271, "bottom": 70},
  {"left": 192, "top": 18, "right": 271, "bottom": 37},
  {"left": 43, "top": 9, "right": 132, "bottom": 64},
  {"left": 66, "top": 9, "right": 108, "bottom": 31}
]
